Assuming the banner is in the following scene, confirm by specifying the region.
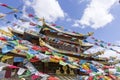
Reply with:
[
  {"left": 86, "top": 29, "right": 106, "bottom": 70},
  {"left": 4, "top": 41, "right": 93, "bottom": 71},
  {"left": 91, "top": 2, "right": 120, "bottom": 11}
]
[
  {"left": 31, "top": 75, "right": 39, "bottom": 80},
  {"left": 8, "top": 65, "right": 19, "bottom": 69},
  {"left": 14, "top": 57, "right": 24, "bottom": 62},
  {"left": 59, "top": 60, "right": 67, "bottom": 66},
  {"left": 35, "top": 52, "right": 49, "bottom": 60},
  {"left": 0, "top": 54, "right": 3, "bottom": 58},
  {"left": 18, "top": 70, "right": 31, "bottom": 78},
  {"left": 0, "top": 70, "right": 6, "bottom": 79},
  {"left": 0, "top": 67, "right": 4, "bottom": 71},
  {"left": 1, "top": 55, "right": 13, "bottom": 62},
  {"left": 28, "top": 49, "right": 38, "bottom": 55},
  {"left": 24, "top": 60, "right": 37, "bottom": 74},
  {"left": 24, "top": 59, "right": 49, "bottom": 78},
  {"left": 2, "top": 45, "right": 14, "bottom": 54},
  {"left": 17, "top": 68, "right": 26, "bottom": 75},
  {"left": 0, "top": 62, "right": 9, "bottom": 67}
]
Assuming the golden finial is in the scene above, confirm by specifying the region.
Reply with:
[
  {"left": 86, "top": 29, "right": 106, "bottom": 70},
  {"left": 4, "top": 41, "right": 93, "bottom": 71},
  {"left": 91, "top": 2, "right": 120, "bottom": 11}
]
[
  {"left": 62, "top": 66, "right": 67, "bottom": 75},
  {"left": 39, "top": 38, "right": 45, "bottom": 46},
  {"left": 13, "top": 9, "right": 18, "bottom": 12},
  {"left": 88, "top": 32, "right": 94, "bottom": 36},
  {"left": 56, "top": 67, "right": 61, "bottom": 75},
  {"left": 69, "top": 68, "right": 75, "bottom": 75},
  {"left": 39, "top": 18, "right": 46, "bottom": 25}
]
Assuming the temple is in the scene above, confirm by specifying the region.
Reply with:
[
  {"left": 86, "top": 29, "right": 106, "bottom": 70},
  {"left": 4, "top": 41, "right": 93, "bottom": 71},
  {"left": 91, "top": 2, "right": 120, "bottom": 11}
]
[{"left": 0, "top": 20, "right": 117, "bottom": 80}]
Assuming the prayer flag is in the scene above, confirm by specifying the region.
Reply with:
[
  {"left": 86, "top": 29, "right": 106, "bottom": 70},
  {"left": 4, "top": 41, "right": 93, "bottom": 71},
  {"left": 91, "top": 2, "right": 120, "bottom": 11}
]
[
  {"left": 2, "top": 45, "right": 14, "bottom": 54},
  {"left": 17, "top": 68, "right": 26, "bottom": 75},
  {"left": 14, "top": 57, "right": 24, "bottom": 62},
  {"left": 0, "top": 71, "right": 6, "bottom": 79}
]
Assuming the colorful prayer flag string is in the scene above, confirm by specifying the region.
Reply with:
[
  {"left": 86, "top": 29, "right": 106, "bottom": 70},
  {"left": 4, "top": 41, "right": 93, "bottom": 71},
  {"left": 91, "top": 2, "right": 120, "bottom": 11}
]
[
  {"left": 84, "top": 39, "right": 120, "bottom": 54},
  {"left": 0, "top": 3, "right": 18, "bottom": 12},
  {"left": 90, "top": 36, "right": 120, "bottom": 47}
]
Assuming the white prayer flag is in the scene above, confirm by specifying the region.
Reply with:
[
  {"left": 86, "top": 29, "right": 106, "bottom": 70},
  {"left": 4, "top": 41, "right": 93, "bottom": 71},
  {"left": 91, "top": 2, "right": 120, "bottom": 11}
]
[
  {"left": 0, "top": 67, "right": 4, "bottom": 71},
  {"left": 17, "top": 68, "right": 26, "bottom": 75},
  {"left": 0, "top": 62, "right": 9, "bottom": 66},
  {"left": 0, "top": 70, "right": 6, "bottom": 79},
  {"left": 35, "top": 52, "right": 49, "bottom": 60},
  {"left": 24, "top": 61, "right": 37, "bottom": 74}
]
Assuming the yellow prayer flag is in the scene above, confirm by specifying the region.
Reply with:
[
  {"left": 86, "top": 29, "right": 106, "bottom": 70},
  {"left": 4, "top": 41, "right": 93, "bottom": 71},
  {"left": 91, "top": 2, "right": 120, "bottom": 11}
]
[
  {"left": 68, "top": 64, "right": 78, "bottom": 69},
  {"left": 82, "top": 64, "right": 89, "bottom": 70},
  {"left": 50, "top": 58, "right": 59, "bottom": 63},
  {"left": 104, "top": 76, "right": 112, "bottom": 80},
  {"left": 54, "top": 55, "right": 62, "bottom": 60},
  {"left": 15, "top": 45, "right": 28, "bottom": 50},
  {"left": 1, "top": 55, "right": 13, "bottom": 62}
]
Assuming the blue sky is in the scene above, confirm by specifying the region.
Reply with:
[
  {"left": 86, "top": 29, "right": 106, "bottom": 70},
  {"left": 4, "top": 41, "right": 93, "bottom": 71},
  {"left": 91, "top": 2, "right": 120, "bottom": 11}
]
[
  {"left": 0, "top": 0, "right": 120, "bottom": 43},
  {"left": 57, "top": 0, "right": 120, "bottom": 42},
  {"left": 1, "top": 0, "right": 120, "bottom": 58}
]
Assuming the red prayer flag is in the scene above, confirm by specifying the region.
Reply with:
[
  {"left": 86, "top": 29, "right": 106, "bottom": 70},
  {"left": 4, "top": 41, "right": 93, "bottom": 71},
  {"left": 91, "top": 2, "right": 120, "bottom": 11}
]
[
  {"left": 29, "top": 22, "right": 37, "bottom": 26},
  {"left": 28, "top": 14, "right": 34, "bottom": 17},
  {"left": 0, "top": 4, "right": 8, "bottom": 7},
  {"left": 5, "top": 70, "right": 11, "bottom": 78},
  {"left": 88, "top": 76, "right": 93, "bottom": 80},
  {"left": 47, "top": 76, "right": 60, "bottom": 80},
  {"left": 8, "top": 65, "right": 19, "bottom": 69},
  {"left": 0, "top": 37, "right": 7, "bottom": 41},
  {"left": 32, "top": 46, "right": 41, "bottom": 51},
  {"left": 30, "top": 56, "right": 39, "bottom": 62},
  {"left": 109, "top": 74, "right": 116, "bottom": 80},
  {"left": 31, "top": 75, "right": 39, "bottom": 80}
]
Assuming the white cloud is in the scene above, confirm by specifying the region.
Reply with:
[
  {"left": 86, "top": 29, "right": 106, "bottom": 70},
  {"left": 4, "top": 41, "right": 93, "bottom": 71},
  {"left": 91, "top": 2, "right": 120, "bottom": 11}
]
[
  {"left": 72, "top": 20, "right": 79, "bottom": 27},
  {"left": 73, "top": 0, "right": 118, "bottom": 29},
  {"left": 72, "top": 23, "right": 79, "bottom": 27},
  {"left": 23, "top": 0, "right": 65, "bottom": 22},
  {"left": 78, "top": 0, "right": 90, "bottom": 3}
]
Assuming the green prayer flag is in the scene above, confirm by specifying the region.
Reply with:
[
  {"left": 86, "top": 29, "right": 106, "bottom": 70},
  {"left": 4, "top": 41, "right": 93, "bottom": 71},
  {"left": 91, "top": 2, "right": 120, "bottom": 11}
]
[
  {"left": 37, "top": 25, "right": 42, "bottom": 28},
  {"left": 59, "top": 60, "right": 67, "bottom": 66},
  {"left": 93, "top": 76, "right": 97, "bottom": 80},
  {"left": 52, "top": 52, "right": 64, "bottom": 57},
  {"left": 26, "top": 53, "right": 34, "bottom": 60},
  {"left": 45, "top": 51, "right": 51, "bottom": 55},
  {"left": 26, "top": 70, "right": 31, "bottom": 75},
  {"left": 104, "top": 69, "right": 109, "bottom": 73},
  {"left": 6, "top": 6, "right": 13, "bottom": 9},
  {"left": 56, "top": 26, "right": 61, "bottom": 28},
  {"left": 34, "top": 16, "right": 39, "bottom": 20},
  {"left": 100, "top": 44, "right": 104, "bottom": 47},
  {"left": 18, "top": 70, "right": 31, "bottom": 78},
  {"left": 9, "top": 40, "right": 19, "bottom": 46},
  {"left": 0, "top": 54, "right": 3, "bottom": 58},
  {"left": 117, "top": 67, "right": 120, "bottom": 72}
]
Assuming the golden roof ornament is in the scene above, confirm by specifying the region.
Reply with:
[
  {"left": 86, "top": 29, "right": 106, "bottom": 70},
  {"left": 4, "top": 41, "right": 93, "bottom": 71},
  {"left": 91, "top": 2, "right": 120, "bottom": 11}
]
[
  {"left": 39, "top": 38, "right": 45, "bottom": 46},
  {"left": 13, "top": 8, "right": 18, "bottom": 12},
  {"left": 88, "top": 32, "right": 94, "bottom": 36},
  {"left": 39, "top": 18, "right": 46, "bottom": 25}
]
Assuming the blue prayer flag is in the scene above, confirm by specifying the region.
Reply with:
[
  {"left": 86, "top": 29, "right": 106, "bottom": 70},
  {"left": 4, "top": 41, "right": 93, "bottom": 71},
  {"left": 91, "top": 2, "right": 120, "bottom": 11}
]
[
  {"left": 79, "top": 67, "right": 86, "bottom": 73},
  {"left": 2, "top": 45, "right": 14, "bottom": 54},
  {"left": 90, "top": 64, "right": 98, "bottom": 72},
  {"left": 79, "top": 60, "right": 87, "bottom": 64},
  {"left": 14, "top": 57, "right": 24, "bottom": 62},
  {"left": 28, "top": 49, "right": 38, "bottom": 55}
]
